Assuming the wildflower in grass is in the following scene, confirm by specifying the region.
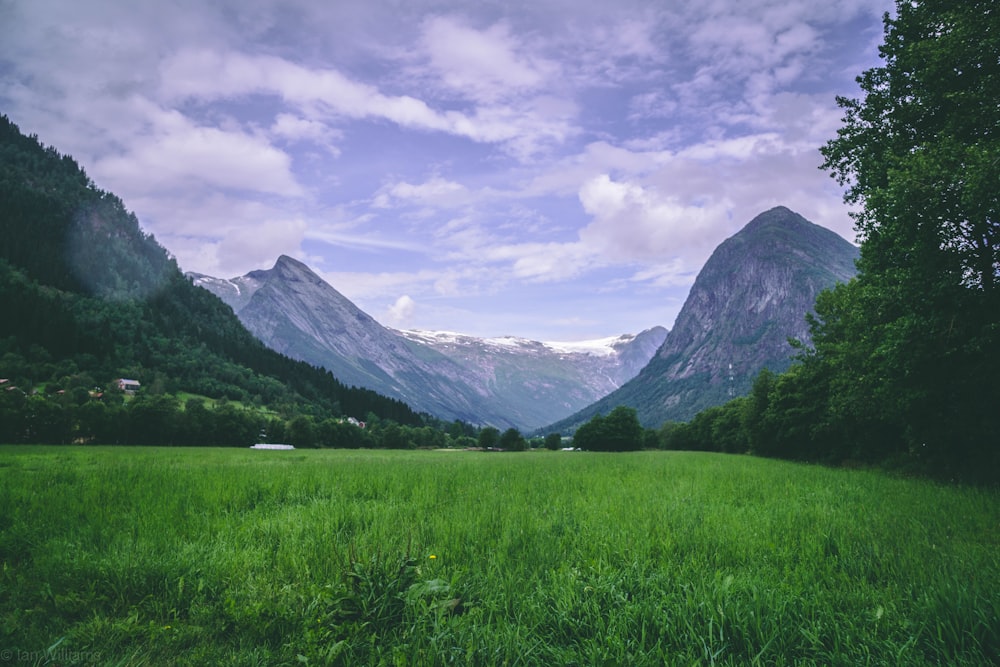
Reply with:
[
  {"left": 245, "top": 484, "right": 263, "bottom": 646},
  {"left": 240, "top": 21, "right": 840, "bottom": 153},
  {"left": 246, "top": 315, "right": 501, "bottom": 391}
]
[{"left": 429, "top": 554, "right": 437, "bottom": 560}]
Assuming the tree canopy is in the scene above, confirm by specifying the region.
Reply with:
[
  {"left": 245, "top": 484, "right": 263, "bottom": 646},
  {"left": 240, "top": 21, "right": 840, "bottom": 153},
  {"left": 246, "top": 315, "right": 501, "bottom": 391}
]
[
  {"left": 661, "top": 1, "right": 999, "bottom": 482},
  {"left": 814, "top": 0, "right": 999, "bottom": 478},
  {"left": 573, "top": 406, "right": 644, "bottom": 452}
]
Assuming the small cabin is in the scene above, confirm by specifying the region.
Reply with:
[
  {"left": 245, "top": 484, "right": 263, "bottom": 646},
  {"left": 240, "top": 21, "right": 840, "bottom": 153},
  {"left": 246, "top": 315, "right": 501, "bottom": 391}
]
[{"left": 117, "top": 378, "right": 141, "bottom": 394}]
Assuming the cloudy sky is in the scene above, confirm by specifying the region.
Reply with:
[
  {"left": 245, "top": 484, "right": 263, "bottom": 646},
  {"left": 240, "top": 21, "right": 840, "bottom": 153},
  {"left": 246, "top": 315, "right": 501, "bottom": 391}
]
[{"left": 0, "top": 0, "right": 891, "bottom": 341}]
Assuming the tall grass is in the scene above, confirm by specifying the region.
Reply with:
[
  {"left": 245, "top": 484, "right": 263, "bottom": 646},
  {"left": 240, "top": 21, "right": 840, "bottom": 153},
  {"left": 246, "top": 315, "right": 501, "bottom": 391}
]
[{"left": 1, "top": 446, "right": 997, "bottom": 665}]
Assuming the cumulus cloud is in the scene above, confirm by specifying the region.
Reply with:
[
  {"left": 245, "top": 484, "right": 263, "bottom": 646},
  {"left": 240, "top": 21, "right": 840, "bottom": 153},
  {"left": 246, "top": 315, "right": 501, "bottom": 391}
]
[
  {"left": 385, "top": 295, "right": 417, "bottom": 327},
  {"left": 578, "top": 174, "right": 733, "bottom": 265}
]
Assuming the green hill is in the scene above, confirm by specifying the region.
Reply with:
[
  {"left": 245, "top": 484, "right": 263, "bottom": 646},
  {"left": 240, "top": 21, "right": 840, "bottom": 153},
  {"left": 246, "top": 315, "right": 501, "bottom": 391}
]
[{"left": 0, "top": 114, "right": 422, "bottom": 444}]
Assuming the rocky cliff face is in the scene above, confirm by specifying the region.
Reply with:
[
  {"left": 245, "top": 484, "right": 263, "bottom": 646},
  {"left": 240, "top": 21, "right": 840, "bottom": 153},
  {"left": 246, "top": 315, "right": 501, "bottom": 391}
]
[
  {"left": 189, "top": 257, "right": 665, "bottom": 431},
  {"left": 542, "top": 206, "right": 859, "bottom": 432}
]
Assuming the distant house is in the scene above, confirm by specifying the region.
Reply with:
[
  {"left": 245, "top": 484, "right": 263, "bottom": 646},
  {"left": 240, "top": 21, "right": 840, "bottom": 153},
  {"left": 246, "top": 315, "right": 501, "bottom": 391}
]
[
  {"left": 117, "top": 378, "right": 141, "bottom": 394},
  {"left": 2, "top": 379, "right": 25, "bottom": 395}
]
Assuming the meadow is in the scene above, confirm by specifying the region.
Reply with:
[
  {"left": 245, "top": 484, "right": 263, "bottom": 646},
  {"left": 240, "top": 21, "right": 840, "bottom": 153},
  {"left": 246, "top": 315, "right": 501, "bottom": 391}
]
[{"left": 0, "top": 446, "right": 997, "bottom": 666}]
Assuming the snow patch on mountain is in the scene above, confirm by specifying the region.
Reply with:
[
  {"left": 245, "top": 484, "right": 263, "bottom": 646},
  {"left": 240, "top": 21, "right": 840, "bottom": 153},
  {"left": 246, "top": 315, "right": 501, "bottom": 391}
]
[{"left": 398, "top": 331, "right": 633, "bottom": 357}]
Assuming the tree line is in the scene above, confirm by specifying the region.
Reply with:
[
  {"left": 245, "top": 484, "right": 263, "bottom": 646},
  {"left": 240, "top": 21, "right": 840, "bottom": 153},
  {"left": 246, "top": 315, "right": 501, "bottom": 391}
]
[
  {"left": 0, "top": 381, "right": 485, "bottom": 449},
  {"left": 660, "top": 0, "right": 999, "bottom": 483}
]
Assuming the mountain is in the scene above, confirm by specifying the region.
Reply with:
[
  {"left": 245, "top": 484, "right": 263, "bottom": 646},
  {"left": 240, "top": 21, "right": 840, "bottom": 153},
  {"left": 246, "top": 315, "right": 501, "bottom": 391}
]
[
  {"left": 395, "top": 327, "right": 667, "bottom": 429},
  {"left": 191, "top": 259, "right": 666, "bottom": 431},
  {"left": 543, "top": 206, "right": 860, "bottom": 432},
  {"left": 191, "top": 256, "right": 504, "bottom": 426},
  {"left": 0, "top": 114, "right": 422, "bottom": 436}
]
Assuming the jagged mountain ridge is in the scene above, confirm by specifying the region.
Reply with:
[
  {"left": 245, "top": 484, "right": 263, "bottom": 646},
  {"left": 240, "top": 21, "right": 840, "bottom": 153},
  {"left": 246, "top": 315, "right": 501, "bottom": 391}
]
[
  {"left": 542, "top": 206, "right": 860, "bottom": 433},
  {"left": 190, "top": 257, "right": 666, "bottom": 431}
]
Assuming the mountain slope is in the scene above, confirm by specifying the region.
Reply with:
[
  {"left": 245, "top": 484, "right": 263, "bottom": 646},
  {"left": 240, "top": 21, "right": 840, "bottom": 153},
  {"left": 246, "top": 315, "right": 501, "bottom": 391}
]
[
  {"left": 0, "top": 114, "right": 421, "bottom": 429},
  {"left": 192, "top": 260, "right": 666, "bottom": 430},
  {"left": 194, "top": 256, "right": 503, "bottom": 426},
  {"left": 543, "top": 206, "right": 859, "bottom": 432}
]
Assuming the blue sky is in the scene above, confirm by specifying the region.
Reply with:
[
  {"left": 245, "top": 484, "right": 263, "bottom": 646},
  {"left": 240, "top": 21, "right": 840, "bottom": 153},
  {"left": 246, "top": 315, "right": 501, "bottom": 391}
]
[{"left": 0, "top": 0, "right": 891, "bottom": 341}]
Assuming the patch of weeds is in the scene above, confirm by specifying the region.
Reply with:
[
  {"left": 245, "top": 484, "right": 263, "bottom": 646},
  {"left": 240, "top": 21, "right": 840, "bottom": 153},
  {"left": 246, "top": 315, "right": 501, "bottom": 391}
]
[{"left": 294, "top": 541, "right": 466, "bottom": 664}]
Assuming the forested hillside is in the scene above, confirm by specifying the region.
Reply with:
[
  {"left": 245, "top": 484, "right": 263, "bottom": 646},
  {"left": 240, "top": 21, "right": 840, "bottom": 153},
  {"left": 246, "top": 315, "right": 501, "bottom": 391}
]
[{"left": 0, "top": 114, "right": 423, "bottom": 445}]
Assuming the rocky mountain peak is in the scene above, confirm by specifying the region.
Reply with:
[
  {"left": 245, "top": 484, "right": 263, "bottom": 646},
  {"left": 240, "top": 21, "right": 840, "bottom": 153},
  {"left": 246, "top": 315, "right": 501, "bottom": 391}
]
[
  {"left": 192, "top": 259, "right": 665, "bottom": 430},
  {"left": 542, "top": 206, "right": 859, "bottom": 432}
]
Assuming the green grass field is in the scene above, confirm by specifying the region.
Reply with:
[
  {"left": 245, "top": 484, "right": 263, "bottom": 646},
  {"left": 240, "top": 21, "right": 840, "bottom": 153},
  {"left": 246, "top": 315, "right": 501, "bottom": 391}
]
[{"left": 1, "top": 446, "right": 997, "bottom": 665}]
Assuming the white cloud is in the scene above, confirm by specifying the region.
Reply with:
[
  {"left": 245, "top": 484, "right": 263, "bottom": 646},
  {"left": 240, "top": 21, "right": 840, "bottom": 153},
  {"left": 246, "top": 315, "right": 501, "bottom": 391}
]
[
  {"left": 628, "top": 91, "right": 679, "bottom": 122},
  {"left": 627, "top": 260, "right": 695, "bottom": 288},
  {"left": 418, "top": 16, "right": 557, "bottom": 103},
  {"left": 481, "top": 240, "right": 595, "bottom": 283},
  {"left": 92, "top": 105, "right": 304, "bottom": 198},
  {"left": 271, "top": 113, "right": 342, "bottom": 154},
  {"left": 376, "top": 177, "right": 471, "bottom": 209},
  {"left": 159, "top": 49, "right": 445, "bottom": 128},
  {"left": 217, "top": 218, "right": 308, "bottom": 276},
  {"left": 386, "top": 295, "right": 417, "bottom": 326},
  {"left": 578, "top": 174, "right": 733, "bottom": 265},
  {"left": 0, "top": 0, "right": 886, "bottom": 340},
  {"left": 157, "top": 48, "right": 573, "bottom": 157}
]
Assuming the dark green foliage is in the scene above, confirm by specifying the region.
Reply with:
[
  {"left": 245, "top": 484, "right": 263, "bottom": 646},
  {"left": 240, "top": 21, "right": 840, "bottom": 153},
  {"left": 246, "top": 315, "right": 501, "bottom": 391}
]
[
  {"left": 544, "top": 432, "right": 563, "bottom": 451},
  {"left": 477, "top": 426, "right": 500, "bottom": 450},
  {"left": 0, "top": 114, "right": 424, "bottom": 444},
  {"left": 669, "top": 1, "right": 999, "bottom": 483},
  {"left": 814, "top": 0, "right": 998, "bottom": 479},
  {"left": 572, "top": 406, "right": 644, "bottom": 451},
  {"left": 317, "top": 418, "right": 368, "bottom": 449},
  {"left": 498, "top": 427, "right": 527, "bottom": 451},
  {"left": 815, "top": 0, "right": 1000, "bottom": 480}
]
